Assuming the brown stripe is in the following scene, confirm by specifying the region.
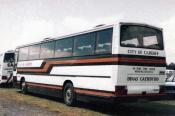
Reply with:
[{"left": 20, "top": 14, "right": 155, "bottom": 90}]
[
  {"left": 75, "top": 88, "right": 115, "bottom": 97},
  {"left": 17, "top": 57, "right": 165, "bottom": 73},
  {"left": 118, "top": 93, "right": 166, "bottom": 97},
  {"left": 119, "top": 58, "right": 165, "bottom": 64},
  {"left": 27, "top": 82, "right": 62, "bottom": 90}
]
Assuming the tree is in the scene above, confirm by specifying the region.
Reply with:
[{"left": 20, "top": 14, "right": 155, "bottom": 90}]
[{"left": 167, "top": 63, "right": 175, "bottom": 70}]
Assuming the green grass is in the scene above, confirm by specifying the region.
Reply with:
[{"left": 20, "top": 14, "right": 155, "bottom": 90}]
[
  {"left": 0, "top": 88, "right": 105, "bottom": 116},
  {"left": 1, "top": 88, "right": 175, "bottom": 116}
]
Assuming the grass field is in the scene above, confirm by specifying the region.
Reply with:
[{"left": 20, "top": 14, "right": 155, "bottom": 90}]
[
  {"left": 1, "top": 88, "right": 175, "bottom": 116},
  {"left": 0, "top": 88, "right": 106, "bottom": 116}
]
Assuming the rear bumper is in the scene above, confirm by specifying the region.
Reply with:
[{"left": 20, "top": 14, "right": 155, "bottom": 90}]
[
  {"left": 165, "top": 86, "right": 175, "bottom": 94},
  {"left": 111, "top": 94, "right": 166, "bottom": 102},
  {"left": 77, "top": 93, "right": 166, "bottom": 103}
]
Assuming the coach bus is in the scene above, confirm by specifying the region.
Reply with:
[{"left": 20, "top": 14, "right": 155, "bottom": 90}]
[
  {"left": 0, "top": 50, "right": 15, "bottom": 86},
  {"left": 14, "top": 22, "right": 166, "bottom": 106}
]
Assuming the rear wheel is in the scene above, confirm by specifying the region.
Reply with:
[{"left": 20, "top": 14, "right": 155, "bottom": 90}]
[
  {"left": 21, "top": 80, "right": 27, "bottom": 94},
  {"left": 63, "top": 83, "right": 76, "bottom": 106}
]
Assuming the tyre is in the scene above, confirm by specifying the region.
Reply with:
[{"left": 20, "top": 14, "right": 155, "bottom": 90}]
[
  {"left": 63, "top": 83, "right": 76, "bottom": 106},
  {"left": 21, "top": 79, "right": 27, "bottom": 94}
]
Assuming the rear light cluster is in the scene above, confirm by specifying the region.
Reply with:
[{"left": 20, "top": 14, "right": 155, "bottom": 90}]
[
  {"left": 2, "top": 76, "right": 7, "bottom": 80},
  {"left": 159, "top": 85, "right": 165, "bottom": 94},
  {"left": 115, "top": 86, "right": 127, "bottom": 95}
]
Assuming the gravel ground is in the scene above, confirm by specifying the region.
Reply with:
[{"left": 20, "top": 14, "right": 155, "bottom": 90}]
[
  {"left": 1, "top": 88, "right": 175, "bottom": 116},
  {"left": 0, "top": 97, "right": 59, "bottom": 116}
]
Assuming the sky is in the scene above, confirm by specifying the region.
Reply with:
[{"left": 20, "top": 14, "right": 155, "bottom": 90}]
[{"left": 0, "top": 0, "right": 175, "bottom": 63}]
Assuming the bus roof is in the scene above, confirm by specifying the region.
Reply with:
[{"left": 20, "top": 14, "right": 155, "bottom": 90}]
[
  {"left": 0, "top": 50, "right": 14, "bottom": 55},
  {"left": 16, "top": 21, "right": 162, "bottom": 49}
]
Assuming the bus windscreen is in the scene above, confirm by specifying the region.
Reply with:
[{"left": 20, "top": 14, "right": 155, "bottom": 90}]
[
  {"left": 120, "top": 25, "right": 163, "bottom": 50},
  {"left": 4, "top": 53, "right": 14, "bottom": 63}
]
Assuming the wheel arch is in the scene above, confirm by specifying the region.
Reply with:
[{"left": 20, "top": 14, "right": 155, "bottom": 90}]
[{"left": 63, "top": 80, "right": 73, "bottom": 89}]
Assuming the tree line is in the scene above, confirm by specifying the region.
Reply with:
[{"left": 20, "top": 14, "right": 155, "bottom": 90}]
[{"left": 167, "top": 63, "right": 175, "bottom": 70}]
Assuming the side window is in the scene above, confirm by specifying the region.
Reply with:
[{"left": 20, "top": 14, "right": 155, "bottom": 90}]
[
  {"left": 19, "top": 47, "right": 29, "bottom": 61},
  {"left": 74, "top": 33, "right": 95, "bottom": 56},
  {"left": 55, "top": 38, "right": 73, "bottom": 58},
  {"left": 96, "top": 28, "right": 113, "bottom": 54},
  {"left": 28, "top": 44, "right": 40, "bottom": 60},
  {"left": 40, "top": 41, "right": 55, "bottom": 59}
]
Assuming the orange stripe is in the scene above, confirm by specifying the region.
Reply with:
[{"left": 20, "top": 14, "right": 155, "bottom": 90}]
[
  {"left": 27, "top": 83, "right": 62, "bottom": 90},
  {"left": 75, "top": 88, "right": 116, "bottom": 97},
  {"left": 17, "top": 57, "right": 118, "bottom": 72},
  {"left": 17, "top": 57, "right": 165, "bottom": 73}
]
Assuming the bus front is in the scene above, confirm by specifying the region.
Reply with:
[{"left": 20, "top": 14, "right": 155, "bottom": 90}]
[
  {"left": 116, "top": 23, "right": 166, "bottom": 100},
  {"left": 0, "top": 52, "right": 15, "bottom": 85}
]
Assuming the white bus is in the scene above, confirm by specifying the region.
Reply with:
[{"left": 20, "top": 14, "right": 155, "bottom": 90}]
[
  {"left": 14, "top": 22, "right": 166, "bottom": 105},
  {"left": 0, "top": 50, "right": 15, "bottom": 86}
]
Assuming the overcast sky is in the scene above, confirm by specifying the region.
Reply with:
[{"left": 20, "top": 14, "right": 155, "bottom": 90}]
[{"left": 0, "top": 0, "right": 175, "bottom": 63}]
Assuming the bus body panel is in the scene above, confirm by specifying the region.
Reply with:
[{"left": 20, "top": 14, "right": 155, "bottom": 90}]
[
  {"left": 117, "top": 66, "right": 165, "bottom": 85},
  {"left": 115, "top": 23, "right": 166, "bottom": 95},
  {"left": 118, "top": 47, "right": 165, "bottom": 57},
  {"left": 117, "top": 65, "right": 165, "bottom": 94},
  {"left": 17, "top": 74, "right": 116, "bottom": 92},
  {"left": 17, "top": 60, "right": 44, "bottom": 68},
  {"left": 17, "top": 60, "right": 117, "bottom": 92}
]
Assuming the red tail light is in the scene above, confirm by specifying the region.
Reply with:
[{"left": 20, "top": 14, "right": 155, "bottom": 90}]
[
  {"left": 2, "top": 76, "right": 7, "bottom": 80},
  {"left": 115, "top": 86, "right": 127, "bottom": 95}
]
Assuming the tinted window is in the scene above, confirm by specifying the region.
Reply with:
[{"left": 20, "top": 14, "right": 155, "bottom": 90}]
[
  {"left": 96, "top": 28, "right": 113, "bottom": 54},
  {"left": 28, "top": 44, "right": 40, "bottom": 60},
  {"left": 4, "top": 53, "right": 14, "bottom": 63},
  {"left": 40, "top": 41, "right": 55, "bottom": 59},
  {"left": 55, "top": 38, "right": 73, "bottom": 58},
  {"left": 19, "top": 47, "right": 29, "bottom": 61},
  {"left": 120, "top": 25, "right": 163, "bottom": 50},
  {"left": 74, "top": 33, "right": 95, "bottom": 56}
]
